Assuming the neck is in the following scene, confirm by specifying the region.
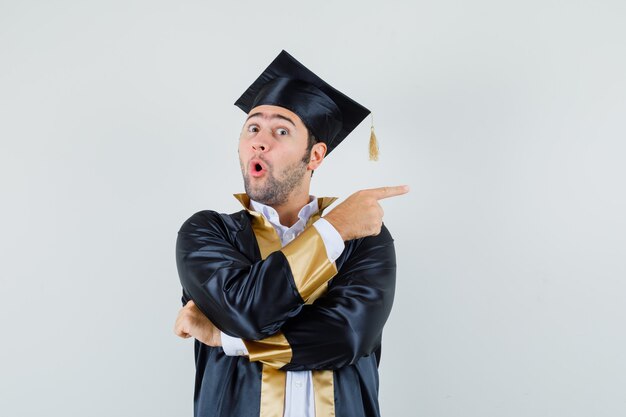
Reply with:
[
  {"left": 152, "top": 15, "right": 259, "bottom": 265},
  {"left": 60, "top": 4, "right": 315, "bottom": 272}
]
[{"left": 270, "top": 191, "right": 311, "bottom": 227}]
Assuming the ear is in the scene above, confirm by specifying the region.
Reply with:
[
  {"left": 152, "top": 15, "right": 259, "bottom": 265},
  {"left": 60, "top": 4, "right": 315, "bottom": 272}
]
[{"left": 308, "top": 142, "right": 327, "bottom": 170}]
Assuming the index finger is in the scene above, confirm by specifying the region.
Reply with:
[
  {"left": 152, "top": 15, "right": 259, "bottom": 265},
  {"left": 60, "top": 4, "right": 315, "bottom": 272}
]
[{"left": 367, "top": 185, "right": 410, "bottom": 200}]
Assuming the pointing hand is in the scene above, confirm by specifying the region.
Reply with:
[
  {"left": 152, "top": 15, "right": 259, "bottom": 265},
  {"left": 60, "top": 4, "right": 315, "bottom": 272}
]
[{"left": 323, "top": 185, "right": 409, "bottom": 241}]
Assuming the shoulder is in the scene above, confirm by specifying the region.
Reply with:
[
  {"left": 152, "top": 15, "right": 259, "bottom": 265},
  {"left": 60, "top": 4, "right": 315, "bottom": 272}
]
[
  {"left": 375, "top": 223, "right": 394, "bottom": 243},
  {"left": 337, "top": 223, "right": 396, "bottom": 269},
  {"left": 332, "top": 223, "right": 397, "bottom": 288},
  {"left": 178, "top": 209, "right": 249, "bottom": 235},
  {"left": 349, "top": 223, "right": 395, "bottom": 250}
]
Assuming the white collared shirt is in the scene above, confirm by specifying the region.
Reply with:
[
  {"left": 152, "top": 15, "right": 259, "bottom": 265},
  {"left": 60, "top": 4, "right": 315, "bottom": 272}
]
[{"left": 221, "top": 195, "right": 344, "bottom": 417}]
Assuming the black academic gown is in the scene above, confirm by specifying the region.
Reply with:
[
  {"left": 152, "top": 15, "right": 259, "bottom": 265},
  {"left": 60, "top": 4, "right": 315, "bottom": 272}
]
[{"left": 176, "top": 195, "right": 397, "bottom": 417}]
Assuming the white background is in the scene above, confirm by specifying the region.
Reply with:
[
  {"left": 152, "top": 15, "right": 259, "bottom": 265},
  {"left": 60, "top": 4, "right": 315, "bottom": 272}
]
[{"left": 1, "top": 1, "right": 625, "bottom": 416}]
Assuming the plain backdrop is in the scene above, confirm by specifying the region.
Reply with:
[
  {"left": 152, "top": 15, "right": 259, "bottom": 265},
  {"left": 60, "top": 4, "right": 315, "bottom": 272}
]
[{"left": 1, "top": 1, "right": 625, "bottom": 416}]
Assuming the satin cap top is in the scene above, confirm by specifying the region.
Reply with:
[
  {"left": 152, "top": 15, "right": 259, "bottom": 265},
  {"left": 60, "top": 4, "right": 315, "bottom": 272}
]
[{"left": 234, "top": 50, "right": 370, "bottom": 156}]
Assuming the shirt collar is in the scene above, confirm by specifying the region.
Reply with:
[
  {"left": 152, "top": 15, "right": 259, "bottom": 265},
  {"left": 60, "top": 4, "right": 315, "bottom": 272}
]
[
  {"left": 233, "top": 193, "right": 338, "bottom": 221},
  {"left": 249, "top": 196, "right": 319, "bottom": 228}
]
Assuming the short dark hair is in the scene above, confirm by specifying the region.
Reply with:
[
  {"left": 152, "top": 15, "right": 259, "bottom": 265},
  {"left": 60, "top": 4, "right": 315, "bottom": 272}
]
[{"left": 306, "top": 130, "right": 318, "bottom": 153}]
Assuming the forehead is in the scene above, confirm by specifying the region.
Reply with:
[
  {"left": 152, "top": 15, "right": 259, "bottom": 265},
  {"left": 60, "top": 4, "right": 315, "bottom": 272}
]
[{"left": 246, "top": 104, "right": 306, "bottom": 127}]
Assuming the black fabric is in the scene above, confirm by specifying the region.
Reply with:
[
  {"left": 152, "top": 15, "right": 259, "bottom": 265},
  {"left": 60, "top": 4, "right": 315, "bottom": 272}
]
[
  {"left": 234, "top": 50, "right": 370, "bottom": 155},
  {"left": 176, "top": 210, "right": 304, "bottom": 341},
  {"left": 176, "top": 209, "right": 396, "bottom": 417},
  {"left": 280, "top": 226, "right": 396, "bottom": 372}
]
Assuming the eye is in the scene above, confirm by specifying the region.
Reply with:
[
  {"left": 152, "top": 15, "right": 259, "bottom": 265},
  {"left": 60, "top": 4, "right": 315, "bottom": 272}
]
[
  {"left": 247, "top": 124, "right": 259, "bottom": 133},
  {"left": 276, "top": 128, "right": 289, "bottom": 136}
]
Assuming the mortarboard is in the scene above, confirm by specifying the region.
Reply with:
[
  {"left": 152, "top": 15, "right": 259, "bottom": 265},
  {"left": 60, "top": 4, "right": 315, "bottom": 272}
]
[{"left": 235, "top": 50, "right": 377, "bottom": 158}]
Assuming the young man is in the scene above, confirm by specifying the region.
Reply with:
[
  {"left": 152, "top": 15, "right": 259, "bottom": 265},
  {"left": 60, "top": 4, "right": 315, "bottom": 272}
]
[{"left": 175, "top": 50, "right": 408, "bottom": 417}]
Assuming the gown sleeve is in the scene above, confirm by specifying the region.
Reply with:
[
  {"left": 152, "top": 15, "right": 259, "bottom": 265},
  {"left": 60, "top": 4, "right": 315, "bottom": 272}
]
[
  {"left": 242, "top": 224, "right": 397, "bottom": 371},
  {"left": 176, "top": 210, "right": 338, "bottom": 340}
]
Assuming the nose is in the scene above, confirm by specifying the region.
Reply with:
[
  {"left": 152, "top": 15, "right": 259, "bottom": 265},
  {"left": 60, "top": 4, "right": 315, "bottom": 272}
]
[
  {"left": 251, "top": 129, "right": 271, "bottom": 153},
  {"left": 252, "top": 142, "right": 267, "bottom": 152}
]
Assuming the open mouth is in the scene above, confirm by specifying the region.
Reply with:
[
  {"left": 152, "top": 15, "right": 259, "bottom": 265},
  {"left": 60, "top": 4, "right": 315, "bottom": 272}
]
[{"left": 249, "top": 159, "right": 267, "bottom": 177}]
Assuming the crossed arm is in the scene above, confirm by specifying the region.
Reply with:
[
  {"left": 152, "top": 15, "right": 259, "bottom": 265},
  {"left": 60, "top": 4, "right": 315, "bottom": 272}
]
[
  {"left": 245, "top": 231, "right": 396, "bottom": 371},
  {"left": 175, "top": 187, "right": 405, "bottom": 370},
  {"left": 175, "top": 210, "right": 339, "bottom": 341}
]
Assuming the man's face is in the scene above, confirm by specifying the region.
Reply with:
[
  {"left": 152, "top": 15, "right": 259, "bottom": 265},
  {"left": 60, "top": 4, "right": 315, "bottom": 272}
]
[{"left": 238, "top": 105, "right": 312, "bottom": 205}]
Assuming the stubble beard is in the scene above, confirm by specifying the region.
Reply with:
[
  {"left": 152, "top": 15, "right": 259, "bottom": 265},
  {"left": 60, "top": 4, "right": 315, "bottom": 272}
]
[{"left": 241, "top": 152, "right": 310, "bottom": 206}]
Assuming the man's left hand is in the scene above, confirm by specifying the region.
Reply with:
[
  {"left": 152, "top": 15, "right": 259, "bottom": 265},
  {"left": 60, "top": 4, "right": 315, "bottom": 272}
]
[{"left": 174, "top": 300, "right": 222, "bottom": 347}]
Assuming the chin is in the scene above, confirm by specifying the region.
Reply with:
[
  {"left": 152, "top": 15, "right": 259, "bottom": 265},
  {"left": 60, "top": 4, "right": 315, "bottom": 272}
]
[{"left": 242, "top": 179, "right": 263, "bottom": 201}]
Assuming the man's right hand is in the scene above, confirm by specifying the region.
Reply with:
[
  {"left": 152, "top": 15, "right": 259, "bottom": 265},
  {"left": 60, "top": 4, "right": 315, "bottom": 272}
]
[{"left": 323, "top": 185, "right": 409, "bottom": 241}]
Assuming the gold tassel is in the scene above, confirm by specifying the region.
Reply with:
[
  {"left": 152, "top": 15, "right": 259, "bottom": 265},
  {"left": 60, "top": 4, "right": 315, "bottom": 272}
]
[{"left": 369, "top": 114, "right": 379, "bottom": 161}]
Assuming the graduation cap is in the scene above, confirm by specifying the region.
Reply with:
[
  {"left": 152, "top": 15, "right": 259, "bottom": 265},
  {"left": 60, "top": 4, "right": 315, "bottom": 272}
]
[{"left": 235, "top": 50, "right": 378, "bottom": 159}]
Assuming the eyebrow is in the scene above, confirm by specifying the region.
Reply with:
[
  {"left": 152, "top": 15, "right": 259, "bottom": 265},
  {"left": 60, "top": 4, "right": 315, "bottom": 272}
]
[{"left": 246, "top": 112, "right": 296, "bottom": 127}]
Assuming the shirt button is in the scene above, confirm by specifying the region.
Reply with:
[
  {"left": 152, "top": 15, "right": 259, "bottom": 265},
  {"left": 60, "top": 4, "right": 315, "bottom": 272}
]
[
  {"left": 236, "top": 350, "right": 244, "bottom": 356},
  {"left": 294, "top": 381, "right": 303, "bottom": 388}
]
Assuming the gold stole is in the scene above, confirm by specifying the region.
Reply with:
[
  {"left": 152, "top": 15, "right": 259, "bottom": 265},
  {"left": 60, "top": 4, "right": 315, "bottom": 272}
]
[{"left": 233, "top": 194, "right": 337, "bottom": 417}]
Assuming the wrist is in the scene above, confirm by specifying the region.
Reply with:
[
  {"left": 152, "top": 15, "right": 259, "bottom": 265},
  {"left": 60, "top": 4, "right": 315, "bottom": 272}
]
[{"left": 323, "top": 213, "right": 349, "bottom": 241}]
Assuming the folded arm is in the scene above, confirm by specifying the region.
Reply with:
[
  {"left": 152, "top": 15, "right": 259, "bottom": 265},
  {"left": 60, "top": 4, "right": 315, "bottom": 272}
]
[
  {"left": 176, "top": 210, "right": 338, "bottom": 340},
  {"left": 229, "top": 225, "right": 397, "bottom": 370}
]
